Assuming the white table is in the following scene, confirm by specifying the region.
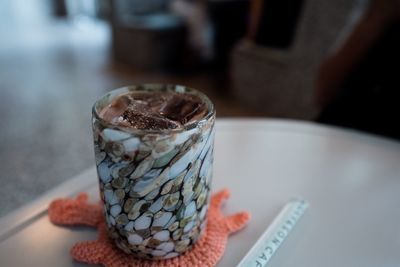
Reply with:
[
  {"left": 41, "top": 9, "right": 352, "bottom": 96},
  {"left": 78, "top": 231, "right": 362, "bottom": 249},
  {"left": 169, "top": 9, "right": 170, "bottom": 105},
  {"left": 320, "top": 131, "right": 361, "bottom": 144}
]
[{"left": 1, "top": 119, "right": 400, "bottom": 267}]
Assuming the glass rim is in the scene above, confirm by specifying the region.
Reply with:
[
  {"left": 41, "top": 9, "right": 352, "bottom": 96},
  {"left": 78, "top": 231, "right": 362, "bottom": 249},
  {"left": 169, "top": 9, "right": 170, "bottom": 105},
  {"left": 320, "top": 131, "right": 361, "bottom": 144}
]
[{"left": 92, "top": 84, "right": 215, "bottom": 134}]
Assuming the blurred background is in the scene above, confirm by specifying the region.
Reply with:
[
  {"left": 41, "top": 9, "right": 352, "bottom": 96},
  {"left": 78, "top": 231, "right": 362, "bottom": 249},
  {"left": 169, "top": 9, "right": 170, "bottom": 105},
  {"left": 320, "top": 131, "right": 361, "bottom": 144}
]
[{"left": 1, "top": 0, "right": 399, "bottom": 216}]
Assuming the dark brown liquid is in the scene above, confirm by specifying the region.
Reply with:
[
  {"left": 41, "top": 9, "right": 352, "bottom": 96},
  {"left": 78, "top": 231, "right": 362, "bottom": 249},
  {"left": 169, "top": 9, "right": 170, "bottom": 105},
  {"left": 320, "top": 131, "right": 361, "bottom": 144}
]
[{"left": 99, "top": 91, "right": 208, "bottom": 130}]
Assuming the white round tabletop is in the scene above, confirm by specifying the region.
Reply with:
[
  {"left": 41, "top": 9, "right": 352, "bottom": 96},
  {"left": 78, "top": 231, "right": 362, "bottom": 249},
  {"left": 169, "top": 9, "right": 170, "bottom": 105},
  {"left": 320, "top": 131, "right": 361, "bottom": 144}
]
[
  {"left": 0, "top": 118, "right": 400, "bottom": 267},
  {"left": 215, "top": 119, "right": 400, "bottom": 267}
]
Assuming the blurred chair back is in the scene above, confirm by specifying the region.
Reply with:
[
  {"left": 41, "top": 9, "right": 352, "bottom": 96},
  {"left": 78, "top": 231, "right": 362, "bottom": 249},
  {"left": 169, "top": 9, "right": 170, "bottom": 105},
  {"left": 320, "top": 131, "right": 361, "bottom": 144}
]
[{"left": 109, "top": 0, "right": 186, "bottom": 70}]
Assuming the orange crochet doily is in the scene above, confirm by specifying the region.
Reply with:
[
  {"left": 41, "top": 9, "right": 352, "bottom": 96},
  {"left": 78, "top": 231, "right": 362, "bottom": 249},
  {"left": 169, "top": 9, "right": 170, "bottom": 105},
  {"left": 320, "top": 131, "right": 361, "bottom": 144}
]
[{"left": 48, "top": 189, "right": 250, "bottom": 267}]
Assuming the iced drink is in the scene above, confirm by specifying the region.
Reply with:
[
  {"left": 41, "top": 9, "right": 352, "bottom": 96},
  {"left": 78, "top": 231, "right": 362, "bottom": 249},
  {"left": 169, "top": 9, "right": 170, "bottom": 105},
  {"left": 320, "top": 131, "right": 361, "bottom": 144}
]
[{"left": 91, "top": 84, "right": 215, "bottom": 259}]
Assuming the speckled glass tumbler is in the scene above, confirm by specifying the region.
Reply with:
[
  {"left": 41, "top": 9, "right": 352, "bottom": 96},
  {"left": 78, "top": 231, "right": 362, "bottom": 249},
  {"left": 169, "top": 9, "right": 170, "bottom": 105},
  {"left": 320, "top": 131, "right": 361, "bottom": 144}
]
[{"left": 91, "top": 84, "right": 215, "bottom": 260}]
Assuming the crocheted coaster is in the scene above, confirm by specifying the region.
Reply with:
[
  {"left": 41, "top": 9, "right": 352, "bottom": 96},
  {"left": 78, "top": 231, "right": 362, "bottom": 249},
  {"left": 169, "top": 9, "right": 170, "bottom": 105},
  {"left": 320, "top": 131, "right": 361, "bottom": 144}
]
[{"left": 48, "top": 189, "right": 250, "bottom": 267}]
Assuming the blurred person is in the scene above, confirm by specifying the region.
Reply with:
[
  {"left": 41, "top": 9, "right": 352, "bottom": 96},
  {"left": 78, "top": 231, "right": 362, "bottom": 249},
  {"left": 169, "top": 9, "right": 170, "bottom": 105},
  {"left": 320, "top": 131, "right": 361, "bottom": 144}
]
[
  {"left": 315, "top": 0, "right": 400, "bottom": 139},
  {"left": 170, "top": 0, "right": 214, "bottom": 62}
]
